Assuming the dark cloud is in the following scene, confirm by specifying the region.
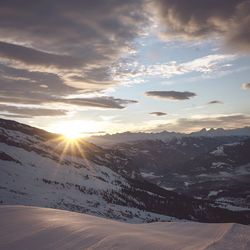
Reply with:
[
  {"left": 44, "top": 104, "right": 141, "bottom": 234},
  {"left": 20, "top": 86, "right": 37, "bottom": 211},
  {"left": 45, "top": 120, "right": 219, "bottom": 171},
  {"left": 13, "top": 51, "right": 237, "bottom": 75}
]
[
  {"left": 0, "top": 1, "right": 146, "bottom": 44},
  {"left": 152, "top": 0, "right": 250, "bottom": 51},
  {"left": 0, "top": 57, "right": 137, "bottom": 111},
  {"left": 0, "top": 64, "right": 78, "bottom": 95},
  {"left": 0, "top": 64, "right": 80, "bottom": 106},
  {"left": 0, "top": 65, "right": 138, "bottom": 109},
  {"left": 0, "top": 95, "right": 137, "bottom": 110},
  {"left": 242, "top": 83, "right": 250, "bottom": 89},
  {"left": 207, "top": 100, "right": 223, "bottom": 105},
  {"left": 0, "top": 104, "right": 67, "bottom": 118},
  {"left": 153, "top": 114, "right": 250, "bottom": 132},
  {"left": 60, "top": 97, "right": 138, "bottom": 109},
  {"left": 0, "top": 41, "right": 83, "bottom": 69},
  {"left": 145, "top": 91, "right": 196, "bottom": 100},
  {"left": 149, "top": 112, "right": 167, "bottom": 116}
]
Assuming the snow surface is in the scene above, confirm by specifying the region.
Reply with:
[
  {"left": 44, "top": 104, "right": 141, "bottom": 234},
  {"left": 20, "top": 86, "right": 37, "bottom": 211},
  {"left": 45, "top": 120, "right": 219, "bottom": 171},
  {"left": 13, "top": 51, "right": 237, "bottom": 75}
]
[
  {"left": 140, "top": 171, "right": 163, "bottom": 179},
  {"left": 214, "top": 198, "right": 250, "bottom": 212},
  {"left": 210, "top": 146, "right": 226, "bottom": 156},
  {"left": 1, "top": 205, "right": 250, "bottom": 250},
  {"left": 208, "top": 190, "right": 223, "bottom": 197},
  {"left": 211, "top": 162, "right": 229, "bottom": 169}
]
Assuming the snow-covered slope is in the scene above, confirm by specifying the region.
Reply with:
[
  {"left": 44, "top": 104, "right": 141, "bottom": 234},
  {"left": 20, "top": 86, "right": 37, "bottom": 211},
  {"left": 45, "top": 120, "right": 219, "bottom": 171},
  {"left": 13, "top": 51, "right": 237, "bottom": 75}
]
[
  {"left": 1, "top": 205, "right": 250, "bottom": 250},
  {"left": 0, "top": 119, "right": 177, "bottom": 223}
]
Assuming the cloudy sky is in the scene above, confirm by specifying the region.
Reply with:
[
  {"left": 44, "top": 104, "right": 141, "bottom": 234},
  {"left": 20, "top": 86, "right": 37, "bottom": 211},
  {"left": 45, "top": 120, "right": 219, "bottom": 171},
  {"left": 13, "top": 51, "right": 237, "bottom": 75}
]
[{"left": 0, "top": 0, "right": 250, "bottom": 136}]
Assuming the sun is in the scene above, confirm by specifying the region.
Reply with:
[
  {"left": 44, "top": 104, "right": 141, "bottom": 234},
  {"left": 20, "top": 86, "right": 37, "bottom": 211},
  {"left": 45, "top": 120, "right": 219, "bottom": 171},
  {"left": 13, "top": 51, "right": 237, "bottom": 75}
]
[
  {"left": 63, "top": 131, "right": 81, "bottom": 140},
  {"left": 49, "top": 120, "right": 102, "bottom": 140}
]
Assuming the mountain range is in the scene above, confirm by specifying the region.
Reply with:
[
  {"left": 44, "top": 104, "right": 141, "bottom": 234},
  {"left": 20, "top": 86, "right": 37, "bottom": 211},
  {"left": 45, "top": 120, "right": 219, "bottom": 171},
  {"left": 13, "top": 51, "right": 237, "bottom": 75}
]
[
  {"left": 89, "top": 127, "right": 250, "bottom": 146},
  {"left": 113, "top": 137, "right": 250, "bottom": 212},
  {"left": 0, "top": 118, "right": 250, "bottom": 224}
]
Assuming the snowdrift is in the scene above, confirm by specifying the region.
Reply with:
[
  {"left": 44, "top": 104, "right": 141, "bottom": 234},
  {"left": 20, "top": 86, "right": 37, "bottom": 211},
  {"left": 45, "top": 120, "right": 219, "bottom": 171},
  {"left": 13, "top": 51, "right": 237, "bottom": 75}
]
[{"left": 0, "top": 205, "right": 249, "bottom": 250}]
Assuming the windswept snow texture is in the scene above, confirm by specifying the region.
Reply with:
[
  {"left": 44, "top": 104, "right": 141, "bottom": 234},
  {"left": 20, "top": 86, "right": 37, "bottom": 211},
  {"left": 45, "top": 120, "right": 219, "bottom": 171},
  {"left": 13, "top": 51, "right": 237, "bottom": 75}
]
[{"left": 0, "top": 206, "right": 250, "bottom": 250}]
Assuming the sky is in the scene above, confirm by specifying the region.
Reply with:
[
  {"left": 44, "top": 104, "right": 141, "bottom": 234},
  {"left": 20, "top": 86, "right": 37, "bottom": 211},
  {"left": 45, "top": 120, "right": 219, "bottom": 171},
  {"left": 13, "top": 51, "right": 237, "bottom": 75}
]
[{"left": 0, "top": 0, "right": 249, "bottom": 137}]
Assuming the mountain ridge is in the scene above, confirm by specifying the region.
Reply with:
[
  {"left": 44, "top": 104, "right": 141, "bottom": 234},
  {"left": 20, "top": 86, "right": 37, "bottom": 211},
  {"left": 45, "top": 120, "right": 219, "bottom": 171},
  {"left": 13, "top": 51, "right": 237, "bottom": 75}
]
[{"left": 88, "top": 127, "right": 250, "bottom": 146}]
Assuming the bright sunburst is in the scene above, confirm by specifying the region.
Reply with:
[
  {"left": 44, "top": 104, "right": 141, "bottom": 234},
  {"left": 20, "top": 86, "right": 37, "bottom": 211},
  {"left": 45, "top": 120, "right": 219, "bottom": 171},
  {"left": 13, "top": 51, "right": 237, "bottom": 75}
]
[
  {"left": 49, "top": 120, "right": 101, "bottom": 140},
  {"left": 63, "top": 131, "right": 81, "bottom": 140}
]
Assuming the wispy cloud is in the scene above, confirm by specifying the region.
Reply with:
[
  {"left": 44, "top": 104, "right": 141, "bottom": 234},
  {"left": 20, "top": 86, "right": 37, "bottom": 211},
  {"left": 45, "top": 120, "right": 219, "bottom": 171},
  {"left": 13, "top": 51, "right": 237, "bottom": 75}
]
[{"left": 111, "top": 54, "right": 236, "bottom": 84}]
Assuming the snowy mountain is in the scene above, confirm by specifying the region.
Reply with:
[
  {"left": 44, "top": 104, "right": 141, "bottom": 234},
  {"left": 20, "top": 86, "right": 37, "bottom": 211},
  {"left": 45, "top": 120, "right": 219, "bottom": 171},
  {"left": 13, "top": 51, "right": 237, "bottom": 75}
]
[
  {"left": 88, "top": 131, "right": 184, "bottom": 147},
  {"left": 191, "top": 127, "right": 250, "bottom": 137},
  {"left": 113, "top": 137, "right": 250, "bottom": 213},
  {"left": 0, "top": 118, "right": 176, "bottom": 222},
  {"left": 1, "top": 118, "right": 249, "bottom": 224},
  {"left": 1, "top": 206, "right": 250, "bottom": 250},
  {"left": 88, "top": 127, "right": 250, "bottom": 146}
]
